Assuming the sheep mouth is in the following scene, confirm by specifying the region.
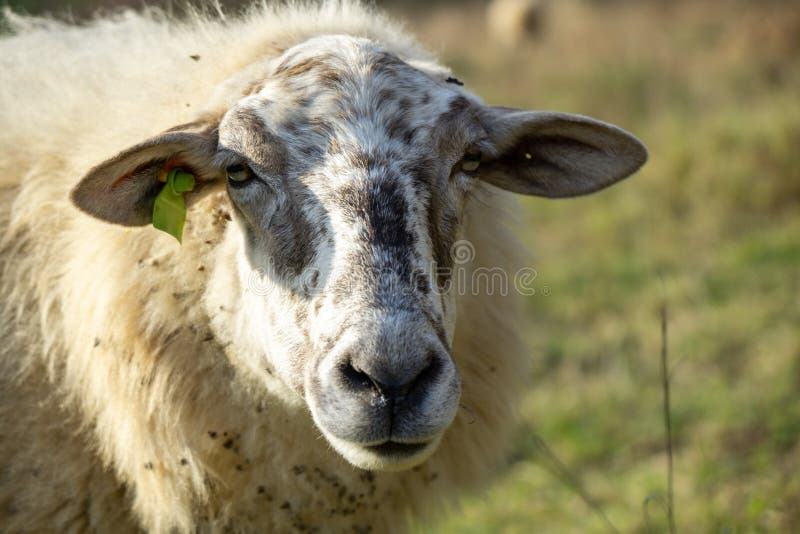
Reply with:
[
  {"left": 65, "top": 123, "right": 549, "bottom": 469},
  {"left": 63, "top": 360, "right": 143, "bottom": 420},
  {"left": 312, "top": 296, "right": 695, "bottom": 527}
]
[
  {"left": 364, "top": 440, "right": 430, "bottom": 457},
  {"left": 321, "top": 431, "right": 443, "bottom": 471}
]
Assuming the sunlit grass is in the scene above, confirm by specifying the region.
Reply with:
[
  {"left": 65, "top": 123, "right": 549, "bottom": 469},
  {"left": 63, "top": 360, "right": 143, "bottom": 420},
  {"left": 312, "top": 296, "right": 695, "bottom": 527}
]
[{"left": 405, "top": 0, "right": 800, "bottom": 532}]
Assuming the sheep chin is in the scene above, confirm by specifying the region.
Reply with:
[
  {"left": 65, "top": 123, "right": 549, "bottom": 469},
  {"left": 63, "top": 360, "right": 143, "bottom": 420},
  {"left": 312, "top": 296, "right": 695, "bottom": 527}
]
[{"left": 323, "top": 432, "right": 443, "bottom": 472}]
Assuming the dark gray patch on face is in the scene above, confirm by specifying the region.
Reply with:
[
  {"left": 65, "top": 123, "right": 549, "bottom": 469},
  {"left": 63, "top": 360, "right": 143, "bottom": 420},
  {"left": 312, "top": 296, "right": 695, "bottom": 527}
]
[
  {"left": 376, "top": 88, "right": 397, "bottom": 107},
  {"left": 411, "top": 268, "right": 430, "bottom": 295},
  {"left": 282, "top": 120, "right": 302, "bottom": 138},
  {"left": 424, "top": 95, "right": 478, "bottom": 287},
  {"left": 402, "top": 156, "right": 459, "bottom": 291},
  {"left": 438, "top": 96, "right": 471, "bottom": 126},
  {"left": 430, "top": 202, "right": 459, "bottom": 291},
  {"left": 281, "top": 116, "right": 326, "bottom": 162},
  {"left": 224, "top": 110, "right": 324, "bottom": 283},
  {"left": 385, "top": 113, "right": 416, "bottom": 145},
  {"left": 367, "top": 181, "right": 414, "bottom": 253},
  {"left": 298, "top": 143, "right": 324, "bottom": 160},
  {"left": 235, "top": 183, "right": 322, "bottom": 282},
  {"left": 368, "top": 51, "right": 406, "bottom": 75},
  {"left": 333, "top": 176, "right": 418, "bottom": 307},
  {"left": 402, "top": 160, "right": 429, "bottom": 199},
  {"left": 309, "top": 117, "right": 335, "bottom": 138},
  {"left": 337, "top": 178, "right": 416, "bottom": 252}
]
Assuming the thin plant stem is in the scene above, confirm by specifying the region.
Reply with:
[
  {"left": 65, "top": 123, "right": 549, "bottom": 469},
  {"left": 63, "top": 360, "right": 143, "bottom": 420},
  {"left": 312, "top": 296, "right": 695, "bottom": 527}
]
[{"left": 661, "top": 303, "right": 676, "bottom": 534}]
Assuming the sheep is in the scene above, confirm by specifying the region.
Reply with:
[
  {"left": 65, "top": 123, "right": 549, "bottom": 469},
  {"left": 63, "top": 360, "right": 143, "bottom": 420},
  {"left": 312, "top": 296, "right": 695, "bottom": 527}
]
[
  {"left": 0, "top": 1, "right": 647, "bottom": 532},
  {"left": 487, "top": 0, "right": 550, "bottom": 47}
]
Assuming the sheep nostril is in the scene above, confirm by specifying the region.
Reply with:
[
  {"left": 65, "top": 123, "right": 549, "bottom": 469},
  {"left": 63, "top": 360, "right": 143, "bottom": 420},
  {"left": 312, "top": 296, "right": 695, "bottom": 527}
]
[
  {"left": 339, "top": 360, "right": 377, "bottom": 393},
  {"left": 406, "top": 356, "right": 441, "bottom": 396},
  {"left": 336, "top": 348, "right": 445, "bottom": 401},
  {"left": 378, "top": 356, "right": 442, "bottom": 401}
]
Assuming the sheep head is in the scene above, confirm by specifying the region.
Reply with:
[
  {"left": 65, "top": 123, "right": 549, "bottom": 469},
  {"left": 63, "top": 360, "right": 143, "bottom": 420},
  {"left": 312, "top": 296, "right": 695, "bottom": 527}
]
[{"left": 71, "top": 35, "right": 646, "bottom": 471}]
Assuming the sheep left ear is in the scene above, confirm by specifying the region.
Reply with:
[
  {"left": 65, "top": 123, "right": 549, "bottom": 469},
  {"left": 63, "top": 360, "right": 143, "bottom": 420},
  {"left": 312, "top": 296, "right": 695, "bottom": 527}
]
[
  {"left": 70, "top": 122, "right": 223, "bottom": 226},
  {"left": 478, "top": 106, "right": 648, "bottom": 197}
]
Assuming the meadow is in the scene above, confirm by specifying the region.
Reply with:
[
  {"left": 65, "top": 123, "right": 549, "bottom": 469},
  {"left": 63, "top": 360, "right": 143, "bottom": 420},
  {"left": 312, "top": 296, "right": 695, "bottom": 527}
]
[
  {"left": 4, "top": 0, "right": 798, "bottom": 532},
  {"left": 403, "top": 1, "right": 800, "bottom": 532}
]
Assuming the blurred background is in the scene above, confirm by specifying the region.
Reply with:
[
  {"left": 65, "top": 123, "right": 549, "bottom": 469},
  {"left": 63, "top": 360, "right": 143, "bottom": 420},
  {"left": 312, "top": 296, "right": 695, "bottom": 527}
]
[{"left": 4, "top": 0, "right": 798, "bottom": 532}]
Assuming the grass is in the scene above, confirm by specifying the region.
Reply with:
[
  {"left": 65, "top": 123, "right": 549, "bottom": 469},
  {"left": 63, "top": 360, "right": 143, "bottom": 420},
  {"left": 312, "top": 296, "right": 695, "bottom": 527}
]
[{"left": 401, "top": 0, "right": 800, "bottom": 532}]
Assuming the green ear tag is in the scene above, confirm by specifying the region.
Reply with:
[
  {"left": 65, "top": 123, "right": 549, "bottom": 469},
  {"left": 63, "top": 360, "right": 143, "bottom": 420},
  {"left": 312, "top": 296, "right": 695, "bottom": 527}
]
[{"left": 152, "top": 169, "right": 195, "bottom": 243}]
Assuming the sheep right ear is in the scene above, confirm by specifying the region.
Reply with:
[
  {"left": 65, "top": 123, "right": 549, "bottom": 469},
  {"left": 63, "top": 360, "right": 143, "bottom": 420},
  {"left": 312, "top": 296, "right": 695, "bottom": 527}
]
[
  {"left": 71, "top": 124, "right": 223, "bottom": 226},
  {"left": 477, "top": 107, "right": 647, "bottom": 197}
]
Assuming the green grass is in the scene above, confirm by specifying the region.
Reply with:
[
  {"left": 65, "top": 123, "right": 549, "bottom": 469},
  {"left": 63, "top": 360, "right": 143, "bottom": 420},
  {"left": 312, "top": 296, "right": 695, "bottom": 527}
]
[{"left": 407, "top": 1, "right": 800, "bottom": 532}]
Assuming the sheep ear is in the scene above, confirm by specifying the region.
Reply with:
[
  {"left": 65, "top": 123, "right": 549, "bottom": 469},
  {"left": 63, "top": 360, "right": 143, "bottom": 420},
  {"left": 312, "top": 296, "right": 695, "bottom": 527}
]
[
  {"left": 478, "top": 106, "right": 647, "bottom": 197},
  {"left": 71, "top": 123, "right": 223, "bottom": 226}
]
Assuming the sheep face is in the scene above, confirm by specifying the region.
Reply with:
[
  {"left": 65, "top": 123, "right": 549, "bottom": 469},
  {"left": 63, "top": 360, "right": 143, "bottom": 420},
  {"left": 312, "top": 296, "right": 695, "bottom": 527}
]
[
  {"left": 212, "top": 36, "right": 482, "bottom": 471},
  {"left": 71, "top": 35, "right": 647, "bottom": 471}
]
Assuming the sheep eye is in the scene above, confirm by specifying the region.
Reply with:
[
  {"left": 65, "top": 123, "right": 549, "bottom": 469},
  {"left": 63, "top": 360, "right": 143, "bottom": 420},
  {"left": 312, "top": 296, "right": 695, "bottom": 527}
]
[
  {"left": 461, "top": 149, "right": 482, "bottom": 172},
  {"left": 226, "top": 163, "right": 253, "bottom": 186}
]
